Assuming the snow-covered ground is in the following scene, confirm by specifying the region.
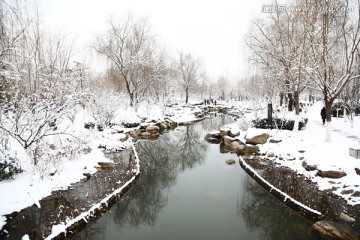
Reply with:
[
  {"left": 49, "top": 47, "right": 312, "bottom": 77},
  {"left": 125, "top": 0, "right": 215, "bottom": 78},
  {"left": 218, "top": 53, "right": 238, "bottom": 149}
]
[
  {"left": 0, "top": 108, "right": 133, "bottom": 231},
  {"left": 244, "top": 101, "right": 360, "bottom": 206},
  {"left": 0, "top": 103, "right": 206, "bottom": 234},
  {"left": 1, "top": 99, "right": 359, "bottom": 237}
]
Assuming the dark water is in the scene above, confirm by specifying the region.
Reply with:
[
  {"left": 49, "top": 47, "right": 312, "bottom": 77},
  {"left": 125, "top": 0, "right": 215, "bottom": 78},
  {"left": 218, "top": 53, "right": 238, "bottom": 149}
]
[{"left": 70, "top": 115, "right": 323, "bottom": 240}]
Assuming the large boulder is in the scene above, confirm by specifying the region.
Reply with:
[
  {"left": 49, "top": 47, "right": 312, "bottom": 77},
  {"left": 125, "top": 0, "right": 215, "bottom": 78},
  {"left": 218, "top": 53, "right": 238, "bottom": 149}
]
[
  {"left": 204, "top": 131, "right": 222, "bottom": 144},
  {"left": 229, "top": 127, "right": 240, "bottom": 138},
  {"left": 302, "top": 160, "right": 318, "bottom": 171},
  {"left": 129, "top": 129, "right": 142, "bottom": 137},
  {"left": 156, "top": 122, "right": 168, "bottom": 131},
  {"left": 164, "top": 117, "right": 177, "bottom": 127},
  {"left": 146, "top": 125, "right": 160, "bottom": 134},
  {"left": 246, "top": 133, "right": 271, "bottom": 145},
  {"left": 316, "top": 169, "right": 347, "bottom": 179},
  {"left": 219, "top": 127, "right": 231, "bottom": 138},
  {"left": 119, "top": 133, "right": 129, "bottom": 142},
  {"left": 223, "top": 135, "right": 236, "bottom": 147},
  {"left": 313, "top": 220, "right": 360, "bottom": 240},
  {"left": 219, "top": 125, "right": 240, "bottom": 138},
  {"left": 340, "top": 213, "right": 356, "bottom": 223},
  {"left": 235, "top": 144, "right": 259, "bottom": 156}
]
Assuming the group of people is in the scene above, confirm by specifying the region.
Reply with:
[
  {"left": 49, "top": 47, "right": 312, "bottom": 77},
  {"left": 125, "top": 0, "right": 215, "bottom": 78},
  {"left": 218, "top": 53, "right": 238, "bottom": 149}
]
[
  {"left": 298, "top": 102, "right": 308, "bottom": 113},
  {"left": 204, "top": 98, "right": 217, "bottom": 106}
]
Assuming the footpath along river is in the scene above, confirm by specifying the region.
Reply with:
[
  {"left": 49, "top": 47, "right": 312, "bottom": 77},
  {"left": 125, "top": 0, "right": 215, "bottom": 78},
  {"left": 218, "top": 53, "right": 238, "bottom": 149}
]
[{"left": 69, "top": 115, "right": 324, "bottom": 240}]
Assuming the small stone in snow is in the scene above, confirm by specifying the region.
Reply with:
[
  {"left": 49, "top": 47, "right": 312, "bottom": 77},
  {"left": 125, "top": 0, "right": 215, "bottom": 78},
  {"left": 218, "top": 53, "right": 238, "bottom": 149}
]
[
  {"left": 341, "top": 189, "right": 354, "bottom": 195},
  {"left": 352, "top": 191, "right": 360, "bottom": 197}
]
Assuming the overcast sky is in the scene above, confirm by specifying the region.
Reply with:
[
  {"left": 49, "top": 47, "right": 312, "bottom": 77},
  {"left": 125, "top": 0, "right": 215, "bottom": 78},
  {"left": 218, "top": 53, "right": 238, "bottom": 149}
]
[{"left": 38, "top": 0, "right": 267, "bottom": 79}]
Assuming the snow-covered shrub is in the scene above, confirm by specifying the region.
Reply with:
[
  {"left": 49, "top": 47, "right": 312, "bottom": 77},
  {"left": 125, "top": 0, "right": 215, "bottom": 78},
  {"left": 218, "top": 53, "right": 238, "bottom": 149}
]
[
  {"left": 28, "top": 135, "right": 88, "bottom": 179},
  {"left": 252, "top": 117, "right": 308, "bottom": 130},
  {"left": 84, "top": 122, "right": 96, "bottom": 129},
  {"left": 88, "top": 90, "right": 125, "bottom": 127},
  {"left": 0, "top": 95, "right": 75, "bottom": 150},
  {"left": 0, "top": 154, "right": 22, "bottom": 181},
  {"left": 332, "top": 102, "right": 346, "bottom": 118}
]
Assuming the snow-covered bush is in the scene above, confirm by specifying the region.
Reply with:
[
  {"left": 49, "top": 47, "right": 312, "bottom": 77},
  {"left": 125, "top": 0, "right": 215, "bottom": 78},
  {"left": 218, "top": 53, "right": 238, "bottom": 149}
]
[
  {"left": 27, "top": 135, "right": 88, "bottom": 179},
  {"left": 331, "top": 101, "right": 360, "bottom": 118},
  {"left": 0, "top": 94, "right": 75, "bottom": 150},
  {"left": 88, "top": 90, "right": 125, "bottom": 127},
  {"left": 0, "top": 154, "right": 22, "bottom": 181},
  {"left": 252, "top": 117, "right": 308, "bottom": 130}
]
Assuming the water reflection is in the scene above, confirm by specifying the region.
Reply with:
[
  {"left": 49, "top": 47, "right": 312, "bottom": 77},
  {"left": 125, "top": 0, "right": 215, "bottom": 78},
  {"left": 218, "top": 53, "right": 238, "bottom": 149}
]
[
  {"left": 70, "top": 115, "right": 322, "bottom": 240},
  {"left": 239, "top": 176, "right": 323, "bottom": 240}
]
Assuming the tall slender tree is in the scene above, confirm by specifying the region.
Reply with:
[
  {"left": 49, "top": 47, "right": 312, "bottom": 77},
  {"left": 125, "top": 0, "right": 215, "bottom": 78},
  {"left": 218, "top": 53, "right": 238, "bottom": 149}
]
[
  {"left": 175, "top": 52, "right": 203, "bottom": 104},
  {"left": 305, "top": 0, "right": 360, "bottom": 141},
  {"left": 95, "top": 15, "right": 166, "bottom": 109}
]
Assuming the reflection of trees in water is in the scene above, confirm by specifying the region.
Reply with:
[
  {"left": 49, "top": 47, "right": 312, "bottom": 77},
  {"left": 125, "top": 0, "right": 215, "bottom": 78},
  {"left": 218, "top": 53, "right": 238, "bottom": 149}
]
[
  {"left": 198, "top": 113, "right": 234, "bottom": 133},
  {"left": 261, "top": 165, "right": 344, "bottom": 223},
  {"left": 239, "top": 176, "right": 320, "bottom": 240},
  {"left": 177, "top": 125, "right": 208, "bottom": 171},
  {"left": 69, "top": 117, "right": 230, "bottom": 239},
  {"left": 69, "top": 218, "right": 108, "bottom": 240},
  {"left": 111, "top": 121, "right": 212, "bottom": 228}
]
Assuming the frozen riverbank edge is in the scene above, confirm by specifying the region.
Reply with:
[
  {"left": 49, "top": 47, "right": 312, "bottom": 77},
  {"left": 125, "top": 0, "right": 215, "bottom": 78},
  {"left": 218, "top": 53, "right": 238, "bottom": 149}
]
[
  {"left": 46, "top": 140, "right": 141, "bottom": 240},
  {"left": 1, "top": 103, "right": 360, "bottom": 239},
  {"left": 0, "top": 142, "right": 140, "bottom": 240},
  {"left": 239, "top": 156, "right": 360, "bottom": 239}
]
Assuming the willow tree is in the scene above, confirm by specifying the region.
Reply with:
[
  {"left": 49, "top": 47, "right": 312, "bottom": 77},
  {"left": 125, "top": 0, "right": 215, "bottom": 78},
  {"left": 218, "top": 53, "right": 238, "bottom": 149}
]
[{"left": 95, "top": 15, "right": 164, "bottom": 109}]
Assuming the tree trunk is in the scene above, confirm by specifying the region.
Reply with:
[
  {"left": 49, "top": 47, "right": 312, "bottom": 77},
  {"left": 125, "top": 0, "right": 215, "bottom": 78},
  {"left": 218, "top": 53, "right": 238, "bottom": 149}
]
[
  {"left": 280, "top": 93, "right": 284, "bottom": 107},
  {"left": 293, "top": 92, "right": 300, "bottom": 132},
  {"left": 325, "top": 100, "right": 332, "bottom": 142},
  {"left": 185, "top": 86, "right": 189, "bottom": 104},
  {"left": 288, "top": 93, "right": 293, "bottom": 111}
]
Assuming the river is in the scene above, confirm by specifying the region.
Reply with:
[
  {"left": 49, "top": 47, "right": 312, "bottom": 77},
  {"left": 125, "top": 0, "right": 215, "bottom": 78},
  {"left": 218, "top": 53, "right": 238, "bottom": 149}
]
[{"left": 69, "top": 114, "right": 323, "bottom": 240}]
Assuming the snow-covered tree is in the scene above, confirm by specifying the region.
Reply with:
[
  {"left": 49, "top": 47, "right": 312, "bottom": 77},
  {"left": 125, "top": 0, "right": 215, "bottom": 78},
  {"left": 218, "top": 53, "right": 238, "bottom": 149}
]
[
  {"left": 247, "top": 0, "right": 360, "bottom": 137},
  {"left": 305, "top": 0, "right": 360, "bottom": 141},
  {"left": 247, "top": 0, "right": 315, "bottom": 131},
  {"left": 174, "top": 52, "right": 203, "bottom": 104},
  {"left": 95, "top": 15, "right": 167, "bottom": 109},
  {"left": 0, "top": 0, "right": 90, "bottom": 165}
]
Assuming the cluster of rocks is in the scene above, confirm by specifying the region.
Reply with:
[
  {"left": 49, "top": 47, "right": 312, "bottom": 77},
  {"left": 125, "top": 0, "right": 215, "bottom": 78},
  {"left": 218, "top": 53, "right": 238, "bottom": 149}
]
[
  {"left": 128, "top": 118, "right": 177, "bottom": 139},
  {"left": 203, "top": 105, "right": 229, "bottom": 114},
  {"left": 204, "top": 126, "right": 270, "bottom": 157},
  {"left": 205, "top": 125, "right": 273, "bottom": 167}
]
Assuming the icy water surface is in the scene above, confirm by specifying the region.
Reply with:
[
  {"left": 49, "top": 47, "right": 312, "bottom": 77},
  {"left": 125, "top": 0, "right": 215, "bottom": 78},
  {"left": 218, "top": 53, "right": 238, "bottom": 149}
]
[{"left": 70, "top": 115, "right": 323, "bottom": 240}]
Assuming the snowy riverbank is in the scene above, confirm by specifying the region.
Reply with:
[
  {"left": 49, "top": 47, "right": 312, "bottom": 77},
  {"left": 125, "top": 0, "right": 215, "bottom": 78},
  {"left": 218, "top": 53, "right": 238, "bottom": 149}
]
[{"left": 1, "top": 100, "right": 360, "bottom": 238}]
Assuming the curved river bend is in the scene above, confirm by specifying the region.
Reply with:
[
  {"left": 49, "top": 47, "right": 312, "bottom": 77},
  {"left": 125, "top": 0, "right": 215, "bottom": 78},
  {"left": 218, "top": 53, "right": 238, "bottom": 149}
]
[{"left": 70, "top": 115, "right": 324, "bottom": 240}]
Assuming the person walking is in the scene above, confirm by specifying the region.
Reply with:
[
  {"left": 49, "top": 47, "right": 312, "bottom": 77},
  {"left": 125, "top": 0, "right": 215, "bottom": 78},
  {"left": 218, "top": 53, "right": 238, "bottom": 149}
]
[
  {"left": 303, "top": 105, "right": 308, "bottom": 114},
  {"left": 320, "top": 107, "right": 326, "bottom": 125}
]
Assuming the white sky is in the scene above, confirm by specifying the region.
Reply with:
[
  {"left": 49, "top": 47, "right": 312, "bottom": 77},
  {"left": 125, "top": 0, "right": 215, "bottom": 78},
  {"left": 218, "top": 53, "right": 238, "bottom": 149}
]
[{"left": 38, "top": 0, "right": 267, "bottom": 79}]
